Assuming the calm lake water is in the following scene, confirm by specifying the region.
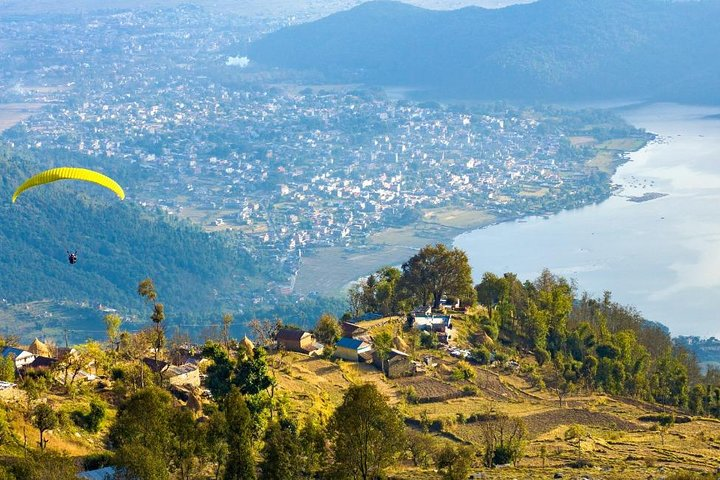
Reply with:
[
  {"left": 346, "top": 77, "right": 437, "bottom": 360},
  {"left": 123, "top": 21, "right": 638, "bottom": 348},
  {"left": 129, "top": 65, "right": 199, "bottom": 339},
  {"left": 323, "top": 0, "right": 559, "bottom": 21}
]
[{"left": 454, "top": 103, "right": 720, "bottom": 337}]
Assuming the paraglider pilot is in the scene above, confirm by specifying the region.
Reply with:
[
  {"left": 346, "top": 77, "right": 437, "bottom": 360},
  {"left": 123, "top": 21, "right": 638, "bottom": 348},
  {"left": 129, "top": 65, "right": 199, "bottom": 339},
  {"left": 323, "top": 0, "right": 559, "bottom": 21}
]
[{"left": 67, "top": 251, "right": 78, "bottom": 265}]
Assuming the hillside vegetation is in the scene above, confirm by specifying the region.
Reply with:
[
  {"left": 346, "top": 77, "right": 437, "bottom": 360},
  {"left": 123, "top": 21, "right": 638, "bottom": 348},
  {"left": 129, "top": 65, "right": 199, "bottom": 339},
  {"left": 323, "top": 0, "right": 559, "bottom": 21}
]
[
  {"left": 251, "top": 0, "right": 720, "bottom": 103},
  {"left": 0, "top": 244, "right": 719, "bottom": 479},
  {"left": 0, "top": 146, "right": 258, "bottom": 316}
]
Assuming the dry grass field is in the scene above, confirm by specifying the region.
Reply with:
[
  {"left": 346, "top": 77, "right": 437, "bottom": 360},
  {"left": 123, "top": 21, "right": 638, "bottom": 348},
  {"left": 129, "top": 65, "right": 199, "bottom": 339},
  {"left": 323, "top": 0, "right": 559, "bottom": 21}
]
[{"left": 270, "top": 316, "right": 720, "bottom": 479}]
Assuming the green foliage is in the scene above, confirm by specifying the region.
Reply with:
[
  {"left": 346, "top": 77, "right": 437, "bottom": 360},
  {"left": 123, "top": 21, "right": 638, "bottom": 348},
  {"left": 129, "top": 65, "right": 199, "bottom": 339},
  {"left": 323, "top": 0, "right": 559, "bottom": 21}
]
[
  {"left": 234, "top": 347, "right": 274, "bottom": 396},
  {"left": 260, "top": 420, "right": 301, "bottom": 480},
  {"left": 472, "top": 346, "right": 491, "bottom": 365},
  {"left": 0, "top": 147, "right": 257, "bottom": 317},
  {"left": 406, "top": 430, "right": 436, "bottom": 467},
  {"left": 71, "top": 399, "right": 106, "bottom": 433},
  {"left": 435, "top": 444, "right": 474, "bottom": 480},
  {"left": 115, "top": 444, "right": 169, "bottom": 480},
  {"left": 398, "top": 244, "right": 475, "bottom": 309},
  {"left": 0, "top": 356, "right": 15, "bottom": 383},
  {"left": 451, "top": 360, "right": 476, "bottom": 382},
  {"left": 314, "top": 313, "right": 341, "bottom": 346},
  {"left": 0, "top": 450, "right": 79, "bottom": 480},
  {"left": 329, "top": 383, "right": 405, "bottom": 480},
  {"left": 223, "top": 387, "right": 256, "bottom": 480},
  {"left": 110, "top": 386, "right": 173, "bottom": 472},
  {"left": 0, "top": 408, "right": 12, "bottom": 447},
  {"left": 31, "top": 403, "right": 58, "bottom": 451}
]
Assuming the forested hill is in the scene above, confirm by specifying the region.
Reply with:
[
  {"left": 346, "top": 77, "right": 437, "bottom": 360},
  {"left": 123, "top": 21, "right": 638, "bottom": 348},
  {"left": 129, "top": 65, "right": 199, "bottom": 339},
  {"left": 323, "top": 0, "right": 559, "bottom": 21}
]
[
  {"left": 0, "top": 146, "right": 259, "bottom": 315},
  {"left": 250, "top": 0, "right": 720, "bottom": 104}
]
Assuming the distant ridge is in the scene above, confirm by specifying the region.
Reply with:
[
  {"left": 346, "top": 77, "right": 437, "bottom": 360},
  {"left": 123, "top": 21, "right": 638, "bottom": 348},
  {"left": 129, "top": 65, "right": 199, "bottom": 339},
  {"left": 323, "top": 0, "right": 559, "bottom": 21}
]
[{"left": 251, "top": 0, "right": 720, "bottom": 103}]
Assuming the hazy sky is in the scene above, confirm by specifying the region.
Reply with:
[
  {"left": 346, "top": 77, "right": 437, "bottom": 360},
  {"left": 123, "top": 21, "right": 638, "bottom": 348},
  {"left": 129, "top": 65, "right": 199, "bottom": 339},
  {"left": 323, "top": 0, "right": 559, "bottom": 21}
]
[{"left": 0, "top": 0, "right": 535, "bottom": 17}]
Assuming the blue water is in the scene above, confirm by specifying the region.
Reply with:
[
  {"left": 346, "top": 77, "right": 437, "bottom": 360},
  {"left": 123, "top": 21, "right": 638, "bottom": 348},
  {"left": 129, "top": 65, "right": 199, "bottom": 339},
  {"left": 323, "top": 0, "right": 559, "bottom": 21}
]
[{"left": 454, "top": 103, "right": 720, "bottom": 337}]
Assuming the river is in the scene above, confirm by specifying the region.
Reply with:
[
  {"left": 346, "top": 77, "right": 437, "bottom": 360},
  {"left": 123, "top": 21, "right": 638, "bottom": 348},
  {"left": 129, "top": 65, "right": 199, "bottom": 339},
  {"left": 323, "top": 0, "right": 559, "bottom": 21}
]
[{"left": 454, "top": 103, "right": 720, "bottom": 337}]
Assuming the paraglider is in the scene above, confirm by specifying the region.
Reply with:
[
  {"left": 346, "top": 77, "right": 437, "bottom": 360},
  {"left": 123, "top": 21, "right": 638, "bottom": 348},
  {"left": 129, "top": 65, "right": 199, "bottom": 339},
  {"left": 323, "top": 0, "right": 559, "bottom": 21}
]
[
  {"left": 12, "top": 167, "right": 125, "bottom": 203},
  {"left": 67, "top": 251, "right": 78, "bottom": 265}
]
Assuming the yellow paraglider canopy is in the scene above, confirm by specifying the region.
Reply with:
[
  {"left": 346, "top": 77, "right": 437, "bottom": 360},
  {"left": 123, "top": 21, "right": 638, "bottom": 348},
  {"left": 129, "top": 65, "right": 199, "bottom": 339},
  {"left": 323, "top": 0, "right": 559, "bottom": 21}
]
[{"left": 12, "top": 167, "right": 125, "bottom": 203}]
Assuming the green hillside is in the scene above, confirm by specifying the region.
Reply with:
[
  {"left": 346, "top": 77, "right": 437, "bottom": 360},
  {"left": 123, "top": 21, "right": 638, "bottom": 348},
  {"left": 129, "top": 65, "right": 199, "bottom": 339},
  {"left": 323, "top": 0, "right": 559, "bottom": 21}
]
[{"left": 0, "top": 146, "right": 259, "bottom": 318}]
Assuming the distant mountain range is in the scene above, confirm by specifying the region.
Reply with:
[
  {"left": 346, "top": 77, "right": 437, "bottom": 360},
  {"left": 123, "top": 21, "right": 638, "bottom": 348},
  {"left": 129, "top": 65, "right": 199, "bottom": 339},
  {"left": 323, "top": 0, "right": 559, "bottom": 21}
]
[{"left": 251, "top": 0, "right": 720, "bottom": 103}]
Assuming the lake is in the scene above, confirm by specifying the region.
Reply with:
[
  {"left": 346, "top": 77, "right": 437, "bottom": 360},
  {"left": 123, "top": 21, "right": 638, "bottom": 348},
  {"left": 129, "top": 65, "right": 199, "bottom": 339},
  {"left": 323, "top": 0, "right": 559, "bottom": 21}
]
[{"left": 454, "top": 103, "right": 720, "bottom": 337}]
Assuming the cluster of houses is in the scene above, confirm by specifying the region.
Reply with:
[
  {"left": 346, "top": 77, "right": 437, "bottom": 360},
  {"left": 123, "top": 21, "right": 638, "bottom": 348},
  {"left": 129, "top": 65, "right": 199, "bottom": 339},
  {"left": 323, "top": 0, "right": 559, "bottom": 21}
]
[
  {"left": 0, "top": 338, "right": 203, "bottom": 398},
  {"left": 274, "top": 308, "right": 456, "bottom": 379}
]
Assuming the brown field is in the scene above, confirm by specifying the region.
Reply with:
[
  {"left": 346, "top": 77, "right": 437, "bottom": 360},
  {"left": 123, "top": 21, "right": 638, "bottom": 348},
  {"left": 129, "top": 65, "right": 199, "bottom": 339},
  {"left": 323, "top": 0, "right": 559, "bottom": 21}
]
[
  {"left": 421, "top": 207, "right": 495, "bottom": 230},
  {"left": 586, "top": 150, "right": 618, "bottom": 173},
  {"left": 0, "top": 103, "right": 45, "bottom": 132},
  {"left": 569, "top": 135, "right": 597, "bottom": 146},
  {"left": 395, "top": 376, "right": 465, "bottom": 403}
]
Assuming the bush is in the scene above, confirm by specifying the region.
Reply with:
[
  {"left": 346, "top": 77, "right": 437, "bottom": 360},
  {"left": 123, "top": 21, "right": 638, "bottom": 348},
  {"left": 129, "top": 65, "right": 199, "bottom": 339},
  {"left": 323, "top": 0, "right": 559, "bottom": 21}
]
[
  {"left": 451, "top": 361, "right": 476, "bottom": 382},
  {"left": 71, "top": 400, "right": 106, "bottom": 433},
  {"left": 472, "top": 346, "right": 491, "bottom": 365},
  {"left": 492, "top": 444, "right": 515, "bottom": 466},
  {"left": 405, "top": 386, "right": 419, "bottom": 404},
  {"left": 494, "top": 352, "right": 508, "bottom": 363}
]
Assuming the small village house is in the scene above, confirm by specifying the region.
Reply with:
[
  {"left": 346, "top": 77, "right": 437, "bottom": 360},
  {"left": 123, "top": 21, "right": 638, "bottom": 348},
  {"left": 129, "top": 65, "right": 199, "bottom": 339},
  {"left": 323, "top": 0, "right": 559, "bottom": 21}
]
[
  {"left": 275, "top": 328, "right": 323, "bottom": 355},
  {"left": 334, "top": 337, "right": 372, "bottom": 362},
  {"left": 373, "top": 348, "right": 412, "bottom": 378},
  {"left": 341, "top": 321, "right": 368, "bottom": 339},
  {"left": 1, "top": 346, "right": 35, "bottom": 369}
]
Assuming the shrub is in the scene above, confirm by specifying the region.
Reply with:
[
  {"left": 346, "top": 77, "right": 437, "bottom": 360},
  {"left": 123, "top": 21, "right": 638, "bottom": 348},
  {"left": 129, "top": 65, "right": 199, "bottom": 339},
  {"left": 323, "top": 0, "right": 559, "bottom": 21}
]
[
  {"left": 71, "top": 400, "right": 106, "bottom": 433},
  {"left": 472, "top": 346, "right": 491, "bottom": 365}
]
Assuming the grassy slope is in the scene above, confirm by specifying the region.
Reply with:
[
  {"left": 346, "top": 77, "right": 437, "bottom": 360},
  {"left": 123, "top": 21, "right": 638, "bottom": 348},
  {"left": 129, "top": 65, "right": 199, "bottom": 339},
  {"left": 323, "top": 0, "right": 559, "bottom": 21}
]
[{"left": 273, "top": 315, "right": 720, "bottom": 478}]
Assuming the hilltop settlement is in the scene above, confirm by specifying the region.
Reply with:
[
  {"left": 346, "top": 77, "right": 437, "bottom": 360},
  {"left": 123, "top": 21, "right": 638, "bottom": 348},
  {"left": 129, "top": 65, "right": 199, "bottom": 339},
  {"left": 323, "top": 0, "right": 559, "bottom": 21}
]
[{"left": 0, "top": 244, "right": 719, "bottom": 480}]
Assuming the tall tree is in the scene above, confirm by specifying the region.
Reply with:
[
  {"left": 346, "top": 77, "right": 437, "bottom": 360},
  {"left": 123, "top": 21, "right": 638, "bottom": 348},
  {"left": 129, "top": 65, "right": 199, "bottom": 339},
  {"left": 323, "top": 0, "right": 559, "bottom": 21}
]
[
  {"left": 223, "top": 387, "right": 256, "bottom": 480},
  {"left": 329, "top": 383, "right": 405, "bottom": 480},
  {"left": 314, "top": 313, "right": 341, "bottom": 346},
  {"left": 221, "top": 313, "right": 234, "bottom": 352},
  {"left": 260, "top": 420, "right": 301, "bottom": 480},
  {"left": 373, "top": 332, "right": 393, "bottom": 376},
  {"left": 110, "top": 386, "right": 173, "bottom": 473},
  {"left": 399, "top": 244, "right": 474, "bottom": 309},
  {"left": 104, "top": 313, "right": 123, "bottom": 353},
  {"left": 475, "top": 272, "right": 505, "bottom": 322},
  {"left": 31, "top": 403, "right": 57, "bottom": 451}
]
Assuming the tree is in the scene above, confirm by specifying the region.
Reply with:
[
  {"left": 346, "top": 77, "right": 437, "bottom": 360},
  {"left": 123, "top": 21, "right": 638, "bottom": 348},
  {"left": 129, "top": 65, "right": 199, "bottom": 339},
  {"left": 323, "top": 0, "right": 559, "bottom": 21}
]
[
  {"left": 399, "top": 244, "right": 475, "bottom": 309},
  {"left": 204, "top": 409, "right": 229, "bottom": 480},
  {"left": 373, "top": 332, "right": 393, "bottom": 376},
  {"left": 151, "top": 303, "right": 166, "bottom": 367},
  {"left": 137, "top": 278, "right": 165, "bottom": 369},
  {"left": 656, "top": 413, "right": 675, "bottom": 446},
  {"left": 347, "top": 284, "right": 364, "bottom": 319},
  {"left": 314, "top": 313, "right": 341, "bottom": 346},
  {"left": 248, "top": 319, "right": 283, "bottom": 348},
  {"left": 235, "top": 347, "right": 274, "bottom": 396},
  {"left": 137, "top": 278, "right": 158, "bottom": 303},
  {"left": 223, "top": 387, "right": 256, "bottom": 480},
  {"left": 475, "top": 272, "right": 505, "bottom": 322},
  {"left": 221, "top": 313, "right": 234, "bottom": 352},
  {"left": 406, "top": 430, "right": 436, "bottom": 467},
  {"left": 260, "top": 420, "right": 301, "bottom": 480},
  {"left": 31, "top": 403, "right": 58, "bottom": 451},
  {"left": 170, "top": 408, "right": 206, "bottom": 480},
  {"left": 116, "top": 444, "right": 169, "bottom": 480},
  {"left": 480, "top": 414, "right": 526, "bottom": 467},
  {"left": 203, "top": 342, "right": 235, "bottom": 400},
  {"left": 298, "top": 416, "right": 329, "bottom": 478},
  {"left": 0, "top": 355, "right": 15, "bottom": 383},
  {"left": 110, "top": 386, "right": 173, "bottom": 471},
  {"left": 104, "top": 313, "right": 123, "bottom": 353},
  {"left": 329, "top": 383, "right": 405, "bottom": 480},
  {"left": 435, "top": 444, "right": 474, "bottom": 480}
]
